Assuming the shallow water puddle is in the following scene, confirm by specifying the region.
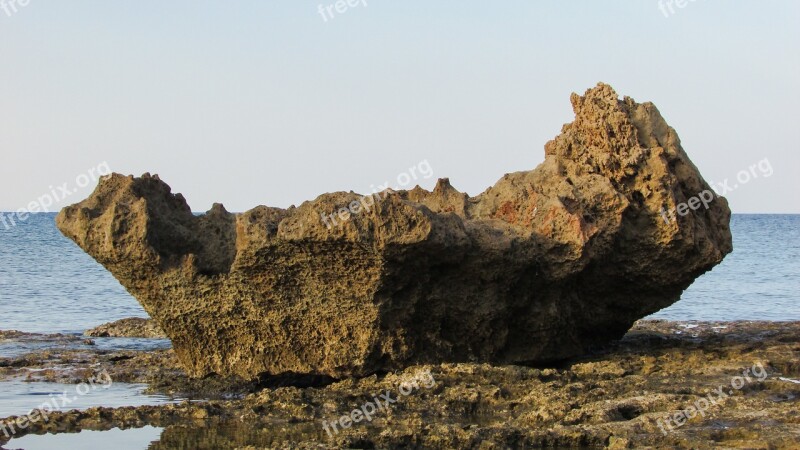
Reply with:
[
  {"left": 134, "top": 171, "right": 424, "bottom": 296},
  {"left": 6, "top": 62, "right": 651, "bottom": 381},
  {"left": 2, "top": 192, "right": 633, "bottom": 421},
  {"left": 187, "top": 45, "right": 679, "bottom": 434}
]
[
  {"left": 0, "top": 379, "right": 180, "bottom": 418},
  {"left": 3, "top": 422, "right": 326, "bottom": 449},
  {"left": 0, "top": 333, "right": 171, "bottom": 359},
  {"left": 152, "top": 421, "right": 325, "bottom": 447},
  {"left": 2, "top": 426, "right": 163, "bottom": 450}
]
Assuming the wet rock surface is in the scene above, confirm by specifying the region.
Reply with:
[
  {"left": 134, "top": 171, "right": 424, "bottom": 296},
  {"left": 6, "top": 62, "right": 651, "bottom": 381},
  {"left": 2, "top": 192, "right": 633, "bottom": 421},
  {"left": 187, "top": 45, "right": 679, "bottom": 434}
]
[
  {"left": 85, "top": 318, "right": 166, "bottom": 339},
  {"left": 0, "top": 335, "right": 251, "bottom": 401},
  {"left": 55, "top": 83, "right": 732, "bottom": 380},
  {"left": 1, "top": 321, "right": 798, "bottom": 449}
]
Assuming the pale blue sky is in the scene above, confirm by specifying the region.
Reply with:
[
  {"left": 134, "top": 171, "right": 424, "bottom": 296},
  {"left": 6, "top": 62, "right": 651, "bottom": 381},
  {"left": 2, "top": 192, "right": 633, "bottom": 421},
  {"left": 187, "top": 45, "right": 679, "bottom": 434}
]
[{"left": 1, "top": 1, "right": 798, "bottom": 213}]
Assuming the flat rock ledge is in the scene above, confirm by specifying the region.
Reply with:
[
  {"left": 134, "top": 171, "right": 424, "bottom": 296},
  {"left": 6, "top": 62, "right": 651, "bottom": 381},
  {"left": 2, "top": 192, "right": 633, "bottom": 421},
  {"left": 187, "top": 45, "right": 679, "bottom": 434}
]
[
  {"left": 85, "top": 318, "right": 167, "bottom": 339},
  {"left": 1, "top": 321, "right": 798, "bottom": 449},
  {"left": 56, "top": 83, "right": 732, "bottom": 380}
]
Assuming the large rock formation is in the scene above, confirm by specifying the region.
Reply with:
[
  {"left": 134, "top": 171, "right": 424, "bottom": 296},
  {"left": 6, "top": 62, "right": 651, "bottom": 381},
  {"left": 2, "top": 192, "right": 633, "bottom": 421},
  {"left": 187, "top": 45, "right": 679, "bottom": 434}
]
[{"left": 56, "top": 83, "right": 732, "bottom": 380}]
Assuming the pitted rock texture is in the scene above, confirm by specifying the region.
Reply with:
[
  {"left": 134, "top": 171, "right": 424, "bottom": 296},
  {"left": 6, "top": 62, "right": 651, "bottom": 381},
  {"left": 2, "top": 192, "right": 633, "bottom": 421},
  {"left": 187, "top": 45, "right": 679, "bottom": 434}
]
[
  {"left": 85, "top": 317, "right": 166, "bottom": 338},
  {"left": 56, "top": 83, "right": 732, "bottom": 380}
]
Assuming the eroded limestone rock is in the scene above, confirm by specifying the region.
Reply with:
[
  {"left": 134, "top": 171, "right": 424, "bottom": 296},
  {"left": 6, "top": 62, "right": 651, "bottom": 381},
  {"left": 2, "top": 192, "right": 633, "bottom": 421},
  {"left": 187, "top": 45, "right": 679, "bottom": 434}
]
[
  {"left": 85, "top": 318, "right": 166, "bottom": 339},
  {"left": 56, "top": 83, "right": 732, "bottom": 380}
]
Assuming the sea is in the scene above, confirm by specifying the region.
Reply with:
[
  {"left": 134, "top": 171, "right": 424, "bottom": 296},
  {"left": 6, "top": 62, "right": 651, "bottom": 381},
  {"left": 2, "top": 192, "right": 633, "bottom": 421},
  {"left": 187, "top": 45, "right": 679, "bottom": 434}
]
[
  {"left": 0, "top": 213, "right": 798, "bottom": 334},
  {"left": 0, "top": 213, "right": 797, "bottom": 448}
]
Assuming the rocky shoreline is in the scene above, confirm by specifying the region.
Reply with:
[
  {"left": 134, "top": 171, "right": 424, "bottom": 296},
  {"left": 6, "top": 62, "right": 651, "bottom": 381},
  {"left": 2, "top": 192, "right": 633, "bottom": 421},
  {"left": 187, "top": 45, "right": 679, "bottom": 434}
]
[
  {"left": 1, "top": 320, "right": 798, "bottom": 449},
  {"left": 84, "top": 318, "right": 167, "bottom": 339}
]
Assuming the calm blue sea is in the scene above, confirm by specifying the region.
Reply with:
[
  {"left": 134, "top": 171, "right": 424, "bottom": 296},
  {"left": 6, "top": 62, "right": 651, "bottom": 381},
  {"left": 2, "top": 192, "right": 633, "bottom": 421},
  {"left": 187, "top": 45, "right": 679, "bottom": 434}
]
[{"left": 0, "top": 213, "right": 797, "bottom": 334}]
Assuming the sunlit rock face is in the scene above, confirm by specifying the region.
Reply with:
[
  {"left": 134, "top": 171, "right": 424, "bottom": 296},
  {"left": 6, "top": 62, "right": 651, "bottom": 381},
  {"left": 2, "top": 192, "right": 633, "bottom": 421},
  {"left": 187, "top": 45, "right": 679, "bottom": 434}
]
[{"left": 57, "top": 83, "right": 732, "bottom": 380}]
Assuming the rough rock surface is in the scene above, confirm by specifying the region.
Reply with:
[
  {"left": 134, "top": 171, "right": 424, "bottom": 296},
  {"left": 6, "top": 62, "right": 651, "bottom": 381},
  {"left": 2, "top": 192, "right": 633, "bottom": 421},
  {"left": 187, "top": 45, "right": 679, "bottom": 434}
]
[
  {"left": 85, "top": 317, "right": 166, "bottom": 338},
  {"left": 56, "top": 83, "right": 732, "bottom": 380},
  {"left": 2, "top": 321, "right": 799, "bottom": 449}
]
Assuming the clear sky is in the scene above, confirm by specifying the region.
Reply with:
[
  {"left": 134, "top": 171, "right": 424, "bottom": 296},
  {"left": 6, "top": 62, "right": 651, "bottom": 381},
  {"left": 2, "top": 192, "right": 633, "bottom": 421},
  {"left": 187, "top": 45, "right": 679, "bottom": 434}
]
[{"left": 1, "top": 1, "right": 798, "bottom": 213}]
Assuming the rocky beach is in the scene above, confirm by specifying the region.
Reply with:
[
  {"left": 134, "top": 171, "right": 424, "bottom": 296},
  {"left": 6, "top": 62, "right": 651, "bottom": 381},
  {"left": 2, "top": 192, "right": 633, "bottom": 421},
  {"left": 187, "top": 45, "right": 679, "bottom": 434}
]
[
  {"left": 1, "top": 84, "right": 796, "bottom": 449},
  {"left": 3, "top": 0, "right": 799, "bottom": 447},
  {"left": 1, "top": 320, "right": 798, "bottom": 449}
]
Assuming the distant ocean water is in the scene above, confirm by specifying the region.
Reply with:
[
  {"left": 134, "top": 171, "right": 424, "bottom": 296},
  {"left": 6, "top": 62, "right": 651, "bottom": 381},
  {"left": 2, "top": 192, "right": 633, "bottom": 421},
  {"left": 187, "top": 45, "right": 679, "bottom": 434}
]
[
  {"left": 0, "top": 213, "right": 148, "bottom": 334},
  {"left": 0, "top": 213, "right": 797, "bottom": 334},
  {"left": 648, "top": 214, "right": 800, "bottom": 321}
]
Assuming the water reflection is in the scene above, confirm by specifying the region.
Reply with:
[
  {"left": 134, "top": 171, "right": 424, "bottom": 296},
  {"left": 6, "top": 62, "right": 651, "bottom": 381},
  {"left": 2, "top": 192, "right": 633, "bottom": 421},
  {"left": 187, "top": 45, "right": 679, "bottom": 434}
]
[
  {"left": 151, "top": 421, "right": 324, "bottom": 449},
  {"left": 3, "top": 426, "right": 163, "bottom": 450},
  {"left": 0, "top": 380, "right": 180, "bottom": 418},
  {"left": 1, "top": 421, "right": 328, "bottom": 450}
]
